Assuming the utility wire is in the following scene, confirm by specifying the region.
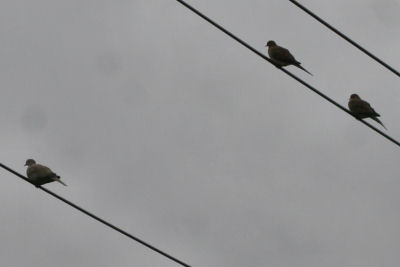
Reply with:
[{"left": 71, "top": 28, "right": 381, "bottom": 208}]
[
  {"left": 288, "top": 0, "right": 400, "bottom": 78},
  {"left": 175, "top": 0, "right": 400, "bottom": 148},
  {"left": 0, "top": 163, "right": 191, "bottom": 267}
]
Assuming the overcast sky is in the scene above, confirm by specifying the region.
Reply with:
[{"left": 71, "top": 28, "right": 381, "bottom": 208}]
[{"left": 1, "top": 0, "right": 400, "bottom": 266}]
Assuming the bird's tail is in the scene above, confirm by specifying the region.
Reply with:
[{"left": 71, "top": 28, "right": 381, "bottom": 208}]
[
  {"left": 294, "top": 63, "right": 313, "bottom": 76},
  {"left": 53, "top": 176, "right": 67, "bottom": 186},
  {"left": 372, "top": 117, "right": 387, "bottom": 130}
]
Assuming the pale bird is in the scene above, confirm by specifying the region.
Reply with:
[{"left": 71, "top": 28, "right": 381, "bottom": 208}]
[
  {"left": 348, "top": 94, "right": 386, "bottom": 129},
  {"left": 266, "top": 40, "right": 312, "bottom": 75},
  {"left": 25, "top": 159, "right": 67, "bottom": 187}
]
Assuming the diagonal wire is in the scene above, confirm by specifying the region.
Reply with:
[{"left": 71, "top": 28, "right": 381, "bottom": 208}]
[
  {"left": 288, "top": 0, "right": 400, "bottom": 78},
  {"left": 175, "top": 0, "right": 400, "bottom": 148},
  {"left": 0, "top": 162, "right": 191, "bottom": 267}
]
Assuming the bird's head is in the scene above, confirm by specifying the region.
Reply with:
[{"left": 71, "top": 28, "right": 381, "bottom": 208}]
[
  {"left": 266, "top": 40, "right": 277, "bottom": 47},
  {"left": 350, "top": 94, "right": 361, "bottom": 100},
  {"left": 24, "top": 159, "right": 36, "bottom": 166}
]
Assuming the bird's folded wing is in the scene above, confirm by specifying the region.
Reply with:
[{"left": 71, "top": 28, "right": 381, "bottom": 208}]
[
  {"left": 350, "top": 101, "right": 377, "bottom": 118},
  {"left": 28, "top": 164, "right": 53, "bottom": 178},
  {"left": 366, "top": 102, "right": 380, "bottom": 117},
  {"left": 270, "top": 47, "right": 296, "bottom": 63}
]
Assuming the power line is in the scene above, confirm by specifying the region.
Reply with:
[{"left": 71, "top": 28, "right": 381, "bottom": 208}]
[
  {"left": 0, "top": 163, "right": 191, "bottom": 267},
  {"left": 288, "top": 0, "right": 400, "bottom": 78},
  {"left": 175, "top": 0, "right": 400, "bottom": 148}
]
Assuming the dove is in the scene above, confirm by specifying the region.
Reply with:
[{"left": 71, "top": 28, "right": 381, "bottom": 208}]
[
  {"left": 24, "top": 159, "right": 67, "bottom": 187},
  {"left": 348, "top": 94, "right": 386, "bottom": 129},
  {"left": 265, "top": 40, "right": 312, "bottom": 75}
]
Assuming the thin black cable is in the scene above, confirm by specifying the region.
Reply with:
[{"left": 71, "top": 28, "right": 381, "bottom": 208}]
[
  {"left": 288, "top": 0, "right": 400, "bottom": 78},
  {"left": 175, "top": 0, "right": 400, "bottom": 148},
  {"left": 0, "top": 163, "right": 191, "bottom": 267}
]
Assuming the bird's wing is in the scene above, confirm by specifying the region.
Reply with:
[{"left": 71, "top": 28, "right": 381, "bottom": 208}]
[
  {"left": 349, "top": 100, "right": 378, "bottom": 118},
  {"left": 365, "top": 102, "right": 380, "bottom": 117},
  {"left": 270, "top": 46, "right": 297, "bottom": 64},
  {"left": 31, "top": 164, "right": 55, "bottom": 177}
]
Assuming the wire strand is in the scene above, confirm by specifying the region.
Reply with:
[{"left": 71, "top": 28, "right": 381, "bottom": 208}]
[
  {"left": 288, "top": 0, "right": 400, "bottom": 78},
  {"left": 175, "top": 0, "right": 400, "bottom": 148},
  {"left": 0, "top": 163, "right": 191, "bottom": 267}
]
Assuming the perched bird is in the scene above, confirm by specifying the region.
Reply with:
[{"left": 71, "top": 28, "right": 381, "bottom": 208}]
[
  {"left": 24, "top": 159, "right": 67, "bottom": 187},
  {"left": 265, "top": 40, "right": 312, "bottom": 75},
  {"left": 348, "top": 94, "right": 386, "bottom": 129}
]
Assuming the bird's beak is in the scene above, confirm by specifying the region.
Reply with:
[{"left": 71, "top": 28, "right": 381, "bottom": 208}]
[{"left": 24, "top": 163, "right": 27, "bottom": 166}]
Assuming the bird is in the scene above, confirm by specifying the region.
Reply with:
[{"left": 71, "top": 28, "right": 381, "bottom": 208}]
[
  {"left": 348, "top": 94, "right": 386, "bottom": 129},
  {"left": 265, "top": 40, "right": 312, "bottom": 75},
  {"left": 24, "top": 159, "right": 67, "bottom": 187}
]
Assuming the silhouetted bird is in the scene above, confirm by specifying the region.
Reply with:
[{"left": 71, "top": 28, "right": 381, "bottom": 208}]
[
  {"left": 348, "top": 94, "right": 386, "bottom": 129},
  {"left": 266, "top": 40, "right": 312, "bottom": 75},
  {"left": 25, "top": 159, "right": 67, "bottom": 187}
]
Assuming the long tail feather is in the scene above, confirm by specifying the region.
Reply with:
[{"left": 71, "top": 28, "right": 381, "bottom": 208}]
[
  {"left": 372, "top": 117, "right": 387, "bottom": 130},
  {"left": 53, "top": 177, "right": 67, "bottom": 186},
  {"left": 295, "top": 64, "right": 313, "bottom": 76}
]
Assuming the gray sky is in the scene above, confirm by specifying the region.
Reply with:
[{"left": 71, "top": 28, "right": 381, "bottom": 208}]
[{"left": 1, "top": 0, "right": 400, "bottom": 266}]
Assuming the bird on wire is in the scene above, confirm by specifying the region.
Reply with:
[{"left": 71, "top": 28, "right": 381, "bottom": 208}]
[
  {"left": 266, "top": 40, "right": 312, "bottom": 75},
  {"left": 25, "top": 159, "right": 67, "bottom": 187},
  {"left": 348, "top": 94, "right": 387, "bottom": 130}
]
